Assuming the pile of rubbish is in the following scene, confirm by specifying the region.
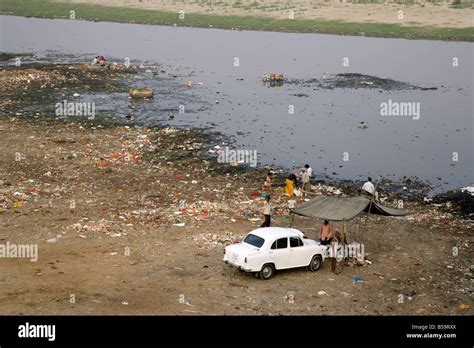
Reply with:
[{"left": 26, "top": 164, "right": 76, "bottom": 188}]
[
  {"left": 193, "top": 232, "right": 244, "bottom": 249},
  {"left": 0, "top": 68, "right": 67, "bottom": 110},
  {"left": 263, "top": 72, "right": 438, "bottom": 91},
  {"left": 0, "top": 68, "right": 67, "bottom": 90},
  {"left": 84, "top": 126, "right": 156, "bottom": 168},
  {"left": 432, "top": 188, "right": 474, "bottom": 219},
  {"left": 0, "top": 62, "right": 141, "bottom": 116},
  {"left": 311, "top": 183, "right": 343, "bottom": 196},
  {"left": 318, "top": 73, "right": 437, "bottom": 91},
  {"left": 70, "top": 219, "right": 114, "bottom": 234}
]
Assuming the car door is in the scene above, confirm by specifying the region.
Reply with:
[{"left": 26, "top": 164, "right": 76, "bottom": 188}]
[
  {"left": 289, "top": 236, "right": 311, "bottom": 267},
  {"left": 268, "top": 237, "right": 290, "bottom": 269}
]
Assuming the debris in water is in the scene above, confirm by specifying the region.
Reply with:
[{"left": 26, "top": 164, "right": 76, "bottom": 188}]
[{"left": 129, "top": 87, "right": 154, "bottom": 98}]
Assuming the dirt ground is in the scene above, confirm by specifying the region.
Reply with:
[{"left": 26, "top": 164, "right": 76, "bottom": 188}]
[
  {"left": 59, "top": 0, "right": 474, "bottom": 28},
  {"left": 0, "top": 117, "right": 472, "bottom": 315}
]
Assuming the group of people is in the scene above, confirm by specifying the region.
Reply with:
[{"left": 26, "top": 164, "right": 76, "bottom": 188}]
[
  {"left": 260, "top": 165, "right": 379, "bottom": 246},
  {"left": 284, "top": 164, "right": 313, "bottom": 198},
  {"left": 91, "top": 55, "right": 106, "bottom": 66},
  {"left": 260, "top": 163, "right": 313, "bottom": 228}
]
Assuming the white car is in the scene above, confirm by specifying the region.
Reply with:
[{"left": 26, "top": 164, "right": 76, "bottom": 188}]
[{"left": 223, "top": 227, "right": 327, "bottom": 280}]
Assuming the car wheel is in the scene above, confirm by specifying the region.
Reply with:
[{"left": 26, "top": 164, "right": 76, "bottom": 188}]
[
  {"left": 259, "top": 263, "right": 274, "bottom": 280},
  {"left": 309, "top": 255, "right": 322, "bottom": 272}
]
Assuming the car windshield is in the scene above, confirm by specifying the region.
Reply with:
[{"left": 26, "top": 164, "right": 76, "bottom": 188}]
[{"left": 243, "top": 234, "right": 265, "bottom": 248}]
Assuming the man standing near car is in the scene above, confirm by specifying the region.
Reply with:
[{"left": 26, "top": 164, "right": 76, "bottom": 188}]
[
  {"left": 319, "top": 220, "right": 333, "bottom": 245},
  {"left": 261, "top": 195, "right": 272, "bottom": 227}
]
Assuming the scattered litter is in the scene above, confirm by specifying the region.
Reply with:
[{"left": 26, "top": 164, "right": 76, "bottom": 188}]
[
  {"left": 179, "top": 294, "right": 192, "bottom": 306},
  {"left": 406, "top": 290, "right": 417, "bottom": 300}
]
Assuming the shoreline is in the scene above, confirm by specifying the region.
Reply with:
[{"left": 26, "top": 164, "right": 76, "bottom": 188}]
[
  {"left": 1, "top": 113, "right": 472, "bottom": 217},
  {"left": 0, "top": 0, "right": 473, "bottom": 42},
  {"left": 0, "top": 60, "right": 471, "bottom": 204}
]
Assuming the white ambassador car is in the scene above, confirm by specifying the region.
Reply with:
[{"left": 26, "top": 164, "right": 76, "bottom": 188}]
[{"left": 223, "top": 227, "right": 327, "bottom": 280}]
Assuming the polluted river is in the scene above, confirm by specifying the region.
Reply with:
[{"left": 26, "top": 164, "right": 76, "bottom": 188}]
[
  {"left": 0, "top": 13, "right": 473, "bottom": 318},
  {"left": 1, "top": 15, "right": 473, "bottom": 194}
]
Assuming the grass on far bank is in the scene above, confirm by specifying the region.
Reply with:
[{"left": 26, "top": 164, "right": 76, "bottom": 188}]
[{"left": 0, "top": 0, "right": 473, "bottom": 41}]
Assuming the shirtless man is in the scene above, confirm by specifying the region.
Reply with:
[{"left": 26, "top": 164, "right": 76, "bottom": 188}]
[{"left": 319, "top": 220, "right": 333, "bottom": 245}]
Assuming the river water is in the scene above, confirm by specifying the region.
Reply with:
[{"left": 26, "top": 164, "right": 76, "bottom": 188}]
[{"left": 1, "top": 15, "right": 472, "bottom": 192}]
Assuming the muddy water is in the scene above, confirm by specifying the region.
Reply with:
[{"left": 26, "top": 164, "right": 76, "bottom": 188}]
[{"left": 1, "top": 15, "right": 472, "bottom": 192}]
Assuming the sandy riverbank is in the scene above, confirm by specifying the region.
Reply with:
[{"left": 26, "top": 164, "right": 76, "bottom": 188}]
[
  {"left": 0, "top": 115, "right": 472, "bottom": 315},
  {"left": 62, "top": 0, "right": 474, "bottom": 28}
]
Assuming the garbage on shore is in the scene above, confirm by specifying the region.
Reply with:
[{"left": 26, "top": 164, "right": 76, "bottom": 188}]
[{"left": 432, "top": 189, "right": 474, "bottom": 219}]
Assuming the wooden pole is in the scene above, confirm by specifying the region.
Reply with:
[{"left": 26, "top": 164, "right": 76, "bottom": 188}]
[{"left": 342, "top": 218, "right": 348, "bottom": 244}]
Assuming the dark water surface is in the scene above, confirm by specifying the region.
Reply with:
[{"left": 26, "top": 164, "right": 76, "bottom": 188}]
[{"left": 1, "top": 15, "right": 472, "bottom": 192}]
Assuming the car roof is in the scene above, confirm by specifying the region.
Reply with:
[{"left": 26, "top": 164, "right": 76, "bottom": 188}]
[{"left": 248, "top": 227, "right": 302, "bottom": 240}]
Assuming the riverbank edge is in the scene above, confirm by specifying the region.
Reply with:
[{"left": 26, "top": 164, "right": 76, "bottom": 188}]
[
  {"left": 1, "top": 61, "right": 471, "bottom": 217},
  {"left": 0, "top": 113, "right": 451, "bottom": 204},
  {"left": 0, "top": 0, "right": 473, "bottom": 42}
]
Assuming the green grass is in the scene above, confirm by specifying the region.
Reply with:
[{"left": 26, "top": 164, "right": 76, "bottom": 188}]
[{"left": 0, "top": 0, "right": 473, "bottom": 41}]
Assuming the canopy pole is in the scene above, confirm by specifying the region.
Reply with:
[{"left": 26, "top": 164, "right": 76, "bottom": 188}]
[
  {"left": 342, "top": 218, "right": 348, "bottom": 244},
  {"left": 357, "top": 214, "right": 362, "bottom": 240}
]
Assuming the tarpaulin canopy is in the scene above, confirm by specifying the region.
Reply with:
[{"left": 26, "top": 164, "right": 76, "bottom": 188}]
[{"left": 291, "top": 195, "right": 410, "bottom": 221}]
